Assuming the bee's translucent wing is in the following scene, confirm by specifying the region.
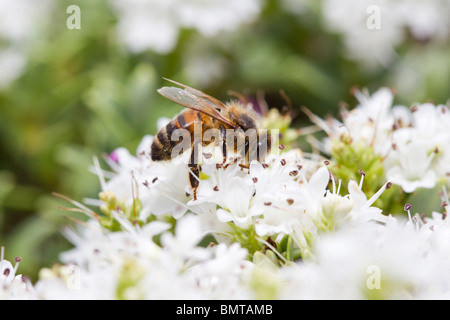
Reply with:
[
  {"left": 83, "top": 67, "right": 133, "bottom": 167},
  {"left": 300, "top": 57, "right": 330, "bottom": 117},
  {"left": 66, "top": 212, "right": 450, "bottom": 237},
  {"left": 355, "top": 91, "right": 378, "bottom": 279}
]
[
  {"left": 162, "top": 78, "right": 227, "bottom": 111},
  {"left": 158, "top": 87, "right": 200, "bottom": 110},
  {"left": 157, "top": 86, "right": 236, "bottom": 128}
]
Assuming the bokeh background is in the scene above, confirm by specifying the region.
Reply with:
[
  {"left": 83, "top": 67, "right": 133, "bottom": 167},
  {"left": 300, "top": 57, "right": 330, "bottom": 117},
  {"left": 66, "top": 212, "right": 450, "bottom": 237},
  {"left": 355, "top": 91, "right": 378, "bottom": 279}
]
[{"left": 0, "top": 0, "right": 449, "bottom": 280}]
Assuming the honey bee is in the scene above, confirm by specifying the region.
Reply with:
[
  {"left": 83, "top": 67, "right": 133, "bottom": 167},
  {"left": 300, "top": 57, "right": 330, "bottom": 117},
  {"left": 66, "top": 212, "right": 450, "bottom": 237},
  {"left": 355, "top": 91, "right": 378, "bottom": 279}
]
[{"left": 151, "top": 78, "right": 271, "bottom": 200}]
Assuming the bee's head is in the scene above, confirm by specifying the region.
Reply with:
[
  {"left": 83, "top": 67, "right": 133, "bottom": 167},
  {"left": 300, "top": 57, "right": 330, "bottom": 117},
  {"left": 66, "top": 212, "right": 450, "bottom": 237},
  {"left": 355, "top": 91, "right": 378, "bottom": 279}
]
[
  {"left": 237, "top": 113, "right": 257, "bottom": 131},
  {"left": 226, "top": 104, "right": 257, "bottom": 131}
]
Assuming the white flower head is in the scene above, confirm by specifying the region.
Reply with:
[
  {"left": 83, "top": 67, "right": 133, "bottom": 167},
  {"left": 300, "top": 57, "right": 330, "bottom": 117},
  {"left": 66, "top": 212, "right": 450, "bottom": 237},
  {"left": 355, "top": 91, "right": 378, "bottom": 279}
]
[{"left": 384, "top": 103, "right": 450, "bottom": 192}]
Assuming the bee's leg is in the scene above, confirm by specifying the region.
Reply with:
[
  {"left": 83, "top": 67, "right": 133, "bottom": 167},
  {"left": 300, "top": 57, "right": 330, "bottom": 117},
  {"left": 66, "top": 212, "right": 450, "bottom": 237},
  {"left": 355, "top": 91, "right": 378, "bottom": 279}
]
[
  {"left": 220, "top": 125, "right": 227, "bottom": 165},
  {"left": 188, "top": 137, "right": 201, "bottom": 201},
  {"left": 237, "top": 139, "right": 254, "bottom": 171},
  {"left": 241, "top": 140, "right": 250, "bottom": 170},
  {"left": 188, "top": 165, "right": 200, "bottom": 201},
  {"left": 224, "top": 157, "right": 239, "bottom": 170}
]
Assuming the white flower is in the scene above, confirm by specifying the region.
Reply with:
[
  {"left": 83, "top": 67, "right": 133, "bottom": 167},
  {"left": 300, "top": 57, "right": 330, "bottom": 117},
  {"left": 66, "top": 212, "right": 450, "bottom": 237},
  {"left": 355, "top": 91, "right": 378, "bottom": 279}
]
[
  {"left": 250, "top": 151, "right": 309, "bottom": 236},
  {"left": 385, "top": 140, "right": 437, "bottom": 193},
  {"left": 184, "top": 53, "right": 229, "bottom": 87},
  {"left": 312, "top": 87, "right": 398, "bottom": 156},
  {"left": 322, "top": 0, "right": 403, "bottom": 67},
  {"left": 35, "top": 208, "right": 255, "bottom": 299},
  {"left": 38, "top": 214, "right": 205, "bottom": 299},
  {"left": 177, "top": 0, "right": 261, "bottom": 38},
  {"left": 310, "top": 87, "right": 450, "bottom": 193},
  {"left": 192, "top": 163, "right": 256, "bottom": 229},
  {"left": 344, "top": 179, "right": 388, "bottom": 225},
  {"left": 0, "top": 48, "right": 27, "bottom": 89},
  {"left": 110, "top": 0, "right": 179, "bottom": 54},
  {"left": 188, "top": 243, "right": 253, "bottom": 299},
  {"left": 277, "top": 212, "right": 450, "bottom": 299},
  {"left": 94, "top": 135, "right": 192, "bottom": 220},
  {"left": 342, "top": 87, "right": 397, "bottom": 155},
  {"left": 322, "top": 0, "right": 450, "bottom": 67},
  {"left": 0, "top": 0, "right": 53, "bottom": 88},
  {"left": 160, "top": 214, "right": 210, "bottom": 267},
  {"left": 398, "top": 0, "right": 450, "bottom": 41},
  {"left": 0, "top": 248, "right": 36, "bottom": 300},
  {"left": 385, "top": 103, "right": 450, "bottom": 192},
  {"left": 109, "top": 0, "right": 263, "bottom": 54}
]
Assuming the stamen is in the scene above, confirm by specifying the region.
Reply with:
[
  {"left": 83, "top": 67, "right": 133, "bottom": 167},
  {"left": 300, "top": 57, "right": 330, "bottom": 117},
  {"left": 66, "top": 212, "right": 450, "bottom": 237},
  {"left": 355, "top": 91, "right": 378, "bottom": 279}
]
[
  {"left": 53, "top": 192, "right": 101, "bottom": 222},
  {"left": 14, "top": 257, "right": 22, "bottom": 274},
  {"left": 358, "top": 170, "right": 365, "bottom": 189},
  {"left": 366, "top": 181, "right": 391, "bottom": 208},
  {"left": 93, "top": 155, "right": 107, "bottom": 192},
  {"left": 441, "top": 185, "right": 449, "bottom": 207},
  {"left": 440, "top": 186, "right": 449, "bottom": 219},
  {"left": 300, "top": 106, "right": 334, "bottom": 137},
  {"left": 404, "top": 203, "right": 412, "bottom": 222},
  {"left": 82, "top": 198, "right": 104, "bottom": 207},
  {"left": 160, "top": 190, "right": 192, "bottom": 212},
  {"left": 331, "top": 173, "right": 336, "bottom": 194}
]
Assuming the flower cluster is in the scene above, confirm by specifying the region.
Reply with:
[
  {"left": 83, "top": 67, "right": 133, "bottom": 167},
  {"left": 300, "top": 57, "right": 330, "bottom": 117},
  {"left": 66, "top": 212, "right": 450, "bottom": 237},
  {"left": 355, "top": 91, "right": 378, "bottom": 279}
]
[
  {"left": 308, "top": 87, "right": 450, "bottom": 200},
  {"left": 4, "top": 88, "right": 450, "bottom": 300}
]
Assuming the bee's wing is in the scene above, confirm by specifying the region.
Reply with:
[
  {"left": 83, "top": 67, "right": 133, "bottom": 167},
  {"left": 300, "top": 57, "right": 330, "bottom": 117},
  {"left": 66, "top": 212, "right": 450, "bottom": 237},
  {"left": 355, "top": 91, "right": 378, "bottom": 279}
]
[
  {"left": 162, "top": 78, "right": 227, "bottom": 112},
  {"left": 158, "top": 86, "right": 237, "bottom": 128}
]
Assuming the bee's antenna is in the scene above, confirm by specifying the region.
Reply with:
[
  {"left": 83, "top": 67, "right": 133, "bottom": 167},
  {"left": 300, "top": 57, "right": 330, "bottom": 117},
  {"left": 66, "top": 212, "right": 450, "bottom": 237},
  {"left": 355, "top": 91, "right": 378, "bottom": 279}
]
[
  {"left": 279, "top": 89, "right": 292, "bottom": 110},
  {"left": 256, "top": 90, "right": 269, "bottom": 116},
  {"left": 227, "top": 90, "right": 250, "bottom": 105}
]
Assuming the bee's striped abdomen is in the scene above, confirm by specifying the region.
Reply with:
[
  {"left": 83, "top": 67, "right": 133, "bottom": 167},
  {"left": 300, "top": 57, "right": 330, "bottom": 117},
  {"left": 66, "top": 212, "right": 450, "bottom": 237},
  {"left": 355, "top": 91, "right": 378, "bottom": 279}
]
[
  {"left": 151, "top": 109, "right": 208, "bottom": 162},
  {"left": 151, "top": 120, "right": 179, "bottom": 161}
]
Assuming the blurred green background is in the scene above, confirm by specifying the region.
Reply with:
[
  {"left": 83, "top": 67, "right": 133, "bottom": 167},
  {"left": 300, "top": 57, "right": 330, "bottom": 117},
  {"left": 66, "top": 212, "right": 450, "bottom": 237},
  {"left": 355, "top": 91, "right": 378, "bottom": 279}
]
[{"left": 0, "top": 0, "right": 449, "bottom": 280}]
